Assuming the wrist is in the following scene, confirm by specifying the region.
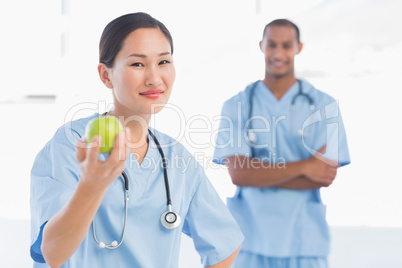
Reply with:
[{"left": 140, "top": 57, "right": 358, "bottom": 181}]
[
  {"left": 298, "top": 159, "right": 310, "bottom": 177},
  {"left": 77, "top": 176, "right": 108, "bottom": 199}
]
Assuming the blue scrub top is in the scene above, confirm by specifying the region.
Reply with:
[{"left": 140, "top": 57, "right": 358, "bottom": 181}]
[
  {"left": 30, "top": 113, "right": 243, "bottom": 268},
  {"left": 213, "top": 80, "right": 350, "bottom": 257}
]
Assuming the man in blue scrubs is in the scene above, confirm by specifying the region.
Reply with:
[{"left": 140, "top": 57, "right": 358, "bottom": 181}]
[{"left": 213, "top": 19, "right": 350, "bottom": 267}]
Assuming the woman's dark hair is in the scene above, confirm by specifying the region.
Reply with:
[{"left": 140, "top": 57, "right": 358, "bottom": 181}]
[
  {"left": 99, "top": 12, "right": 173, "bottom": 68},
  {"left": 262, "top": 19, "right": 300, "bottom": 44}
]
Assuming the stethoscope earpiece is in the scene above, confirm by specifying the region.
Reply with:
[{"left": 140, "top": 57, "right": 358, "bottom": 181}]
[{"left": 98, "top": 241, "right": 118, "bottom": 249}]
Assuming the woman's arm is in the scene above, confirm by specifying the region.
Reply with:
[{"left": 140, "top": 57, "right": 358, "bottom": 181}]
[
  {"left": 41, "top": 132, "right": 129, "bottom": 268},
  {"left": 206, "top": 246, "right": 241, "bottom": 268},
  {"left": 41, "top": 180, "right": 107, "bottom": 268}
]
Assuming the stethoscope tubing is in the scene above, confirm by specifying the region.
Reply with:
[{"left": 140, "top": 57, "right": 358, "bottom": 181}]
[
  {"left": 92, "top": 173, "right": 129, "bottom": 249},
  {"left": 92, "top": 114, "right": 179, "bottom": 249},
  {"left": 248, "top": 79, "right": 315, "bottom": 158},
  {"left": 148, "top": 129, "right": 172, "bottom": 206}
]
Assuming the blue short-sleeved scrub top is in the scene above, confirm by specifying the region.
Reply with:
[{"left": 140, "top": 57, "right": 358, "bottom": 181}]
[
  {"left": 30, "top": 113, "right": 244, "bottom": 268},
  {"left": 213, "top": 80, "right": 350, "bottom": 258}
]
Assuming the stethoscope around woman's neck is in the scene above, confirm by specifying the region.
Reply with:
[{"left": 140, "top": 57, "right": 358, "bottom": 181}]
[{"left": 92, "top": 113, "right": 181, "bottom": 250}]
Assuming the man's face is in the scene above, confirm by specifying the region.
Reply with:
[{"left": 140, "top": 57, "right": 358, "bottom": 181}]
[{"left": 260, "top": 25, "right": 302, "bottom": 78}]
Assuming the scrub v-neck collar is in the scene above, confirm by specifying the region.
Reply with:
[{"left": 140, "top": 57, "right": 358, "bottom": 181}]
[
  {"left": 257, "top": 80, "right": 299, "bottom": 105},
  {"left": 125, "top": 130, "right": 159, "bottom": 198}
]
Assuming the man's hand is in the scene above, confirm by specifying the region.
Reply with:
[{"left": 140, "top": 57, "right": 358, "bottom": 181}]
[{"left": 303, "top": 146, "right": 339, "bottom": 187}]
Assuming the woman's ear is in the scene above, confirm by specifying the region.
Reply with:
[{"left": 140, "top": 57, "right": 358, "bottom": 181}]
[{"left": 98, "top": 63, "right": 113, "bottom": 89}]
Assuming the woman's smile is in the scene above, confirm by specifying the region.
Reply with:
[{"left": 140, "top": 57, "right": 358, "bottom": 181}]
[{"left": 139, "top": 89, "right": 164, "bottom": 99}]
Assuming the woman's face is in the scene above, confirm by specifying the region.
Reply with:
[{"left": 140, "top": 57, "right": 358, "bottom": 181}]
[{"left": 106, "top": 28, "right": 175, "bottom": 117}]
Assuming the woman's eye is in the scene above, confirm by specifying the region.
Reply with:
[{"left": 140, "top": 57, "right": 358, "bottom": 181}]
[
  {"left": 159, "top": 60, "right": 170, "bottom": 65},
  {"left": 131, "top": 62, "right": 144, "bottom": 67}
]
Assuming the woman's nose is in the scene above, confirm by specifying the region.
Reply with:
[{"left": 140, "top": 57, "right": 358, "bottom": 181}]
[{"left": 145, "top": 67, "right": 162, "bottom": 87}]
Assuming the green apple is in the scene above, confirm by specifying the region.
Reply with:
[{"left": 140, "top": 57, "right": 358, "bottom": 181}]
[{"left": 85, "top": 116, "right": 123, "bottom": 153}]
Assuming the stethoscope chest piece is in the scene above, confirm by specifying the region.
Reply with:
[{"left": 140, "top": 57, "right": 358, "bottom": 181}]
[{"left": 161, "top": 206, "right": 181, "bottom": 230}]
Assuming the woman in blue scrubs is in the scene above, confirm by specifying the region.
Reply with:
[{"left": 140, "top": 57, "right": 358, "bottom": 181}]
[
  {"left": 213, "top": 19, "right": 350, "bottom": 267},
  {"left": 30, "top": 12, "right": 242, "bottom": 268}
]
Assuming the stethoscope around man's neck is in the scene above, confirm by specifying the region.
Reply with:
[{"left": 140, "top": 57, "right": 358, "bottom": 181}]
[
  {"left": 247, "top": 79, "right": 315, "bottom": 158},
  {"left": 92, "top": 113, "right": 181, "bottom": 250}
]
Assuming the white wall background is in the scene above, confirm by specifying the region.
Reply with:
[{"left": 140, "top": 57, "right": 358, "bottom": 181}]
[{"left": 1, "top": 0, "right": 401, "bottom": 266}]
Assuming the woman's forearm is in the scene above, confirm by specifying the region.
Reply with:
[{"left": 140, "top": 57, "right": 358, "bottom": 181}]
[{"left": 41, "top": 181, "right": 106, "bottom": 268}]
